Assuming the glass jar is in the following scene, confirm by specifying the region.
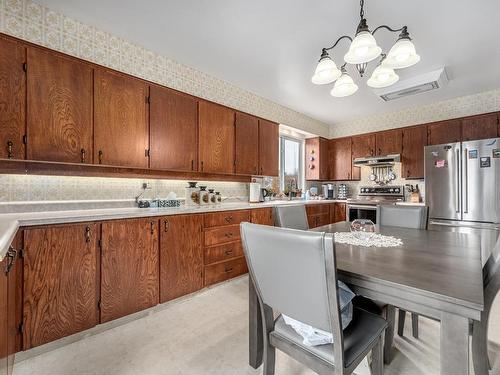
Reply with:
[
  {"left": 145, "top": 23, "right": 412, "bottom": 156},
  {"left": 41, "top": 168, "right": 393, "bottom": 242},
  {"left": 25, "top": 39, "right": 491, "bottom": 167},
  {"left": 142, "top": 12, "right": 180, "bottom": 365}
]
[
  {"left": 199, "top": 186, "right": 209, "bottom": 206},
  {"left": 185, "top": 181, "right": 200, "bottom": 206},
  {"left": 208, "top": 189, "right": 216, "bottom": 205},
  {"left": 215, "top": 191, "right": 222, "bottom": 205},
  {"left": 350, "top": 219, "right": 376, "bottom": 241}
]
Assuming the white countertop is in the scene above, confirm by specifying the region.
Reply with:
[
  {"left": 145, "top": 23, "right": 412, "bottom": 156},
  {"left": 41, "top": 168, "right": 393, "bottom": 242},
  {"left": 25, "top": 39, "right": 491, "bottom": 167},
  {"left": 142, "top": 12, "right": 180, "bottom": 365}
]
[{"left": 0, "top": 199, "right": 347, "bottom": 261}]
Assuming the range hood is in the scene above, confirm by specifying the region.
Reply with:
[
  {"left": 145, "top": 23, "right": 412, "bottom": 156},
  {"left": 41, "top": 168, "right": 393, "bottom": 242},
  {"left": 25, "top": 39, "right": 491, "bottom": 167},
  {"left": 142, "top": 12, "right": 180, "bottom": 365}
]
[{"left": 353, "top": 154, "right": 401, "bottom": 167}]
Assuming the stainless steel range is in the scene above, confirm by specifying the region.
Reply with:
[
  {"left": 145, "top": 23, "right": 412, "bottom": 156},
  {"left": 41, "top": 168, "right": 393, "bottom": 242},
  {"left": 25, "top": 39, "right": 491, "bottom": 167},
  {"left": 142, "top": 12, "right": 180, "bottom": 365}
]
[{"left": 347, "top": 186, "right": 404, "bottom": 223}]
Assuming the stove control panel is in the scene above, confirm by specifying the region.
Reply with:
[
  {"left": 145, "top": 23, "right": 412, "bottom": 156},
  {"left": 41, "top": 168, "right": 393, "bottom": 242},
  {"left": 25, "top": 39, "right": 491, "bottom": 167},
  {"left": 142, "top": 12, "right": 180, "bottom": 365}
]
[{"left": 359, "top": 186, "right": 404, "bottom": 196}]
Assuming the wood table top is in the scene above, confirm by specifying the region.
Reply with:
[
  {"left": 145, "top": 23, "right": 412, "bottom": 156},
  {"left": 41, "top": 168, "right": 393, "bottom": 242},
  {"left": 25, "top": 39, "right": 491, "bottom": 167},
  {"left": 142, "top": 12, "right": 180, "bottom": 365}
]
[{"left": 311, "top": 222, "right": 484, "bottom": 311}]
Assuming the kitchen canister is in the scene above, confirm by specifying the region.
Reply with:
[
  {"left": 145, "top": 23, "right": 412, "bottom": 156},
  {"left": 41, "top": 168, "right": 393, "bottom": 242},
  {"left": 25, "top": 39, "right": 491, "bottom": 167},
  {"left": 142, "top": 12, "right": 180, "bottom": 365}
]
[
  {"left": 185, "top": 181, "right": 200, "bottom": 206},
  {"left": 208, "top": 189, "right": 216, "bottom": 205},
  {"left": 199, "top": 186, "right": 209, "bottom": 206},
  {"left": 215, "top": 191, "right": 222, "bottom": 204}
]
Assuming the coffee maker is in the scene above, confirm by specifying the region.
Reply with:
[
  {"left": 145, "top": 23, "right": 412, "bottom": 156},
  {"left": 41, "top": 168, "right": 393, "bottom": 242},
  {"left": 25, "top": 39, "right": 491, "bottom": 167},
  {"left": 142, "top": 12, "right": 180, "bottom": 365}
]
[{"left": 322, "top": 184, "right": 336, "bottom": 200}]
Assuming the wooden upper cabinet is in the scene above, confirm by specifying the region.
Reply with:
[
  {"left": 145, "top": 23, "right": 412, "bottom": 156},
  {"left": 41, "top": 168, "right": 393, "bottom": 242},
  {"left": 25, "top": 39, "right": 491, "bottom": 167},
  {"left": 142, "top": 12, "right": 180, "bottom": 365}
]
[
  {"left": 235, "top": 112, "right": 259, "bottom": 175},
  {"left": 351, "top": 134, "right": 375, "bottom": 180},
  {"left": 427, "top": 119, "right": 462, "bottom": 145},
  {"left": 462, "top": 113, "right": 499, "bottom": 141},
  {"left": 26, "top": 48, "right": 93, "bottom": 164},
  {"left": 101, "top": 218, "right": 159, "bottom": 323},
  {"left": 94, "top": 69, "right": 149, "bottom": 168},
  {"left": 159, "top": 214, "right": 203, "bottom": 303},
  {"left": 259, "top": 119, "right": 279, "bottom": 176},
  {"left": 375, "top": 129, "right": 402, "bottom": 155},
  {"left": 329, "top": 137, "right": 352, "bottom": 181},
  {"left": 305, "top": 137, "right": 329, "bottom": 181},
  {"left": 0, "top": 37, "right": 25, "bottom": 160},
  {"left": 402, "top": 126, "right": 427, "bottom": 179},
  {"left": 23, "top": 223, "right": 99, "bottom": 349},
  {"left": 150, "top": 86, "right": 198, "bottom": 171},
  {"left": 198, "top": 101, "right": 235, "bottom": 174}
]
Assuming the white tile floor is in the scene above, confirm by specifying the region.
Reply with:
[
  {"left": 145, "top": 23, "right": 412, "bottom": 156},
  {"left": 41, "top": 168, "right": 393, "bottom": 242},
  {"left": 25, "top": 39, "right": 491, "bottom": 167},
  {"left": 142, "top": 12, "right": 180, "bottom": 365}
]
[{"left": 14, "top": 276, "right": 500, "bottom": 375}]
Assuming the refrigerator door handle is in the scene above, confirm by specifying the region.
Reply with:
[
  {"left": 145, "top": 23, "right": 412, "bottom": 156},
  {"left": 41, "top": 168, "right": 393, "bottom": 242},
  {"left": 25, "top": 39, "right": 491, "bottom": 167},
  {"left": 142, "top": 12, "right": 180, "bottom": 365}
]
[
  {"left": 463, "top": 148, "right": 468, "bottom": 214},
  {"left": 455, "top": 148, "right": 460, "bottom": 213}
]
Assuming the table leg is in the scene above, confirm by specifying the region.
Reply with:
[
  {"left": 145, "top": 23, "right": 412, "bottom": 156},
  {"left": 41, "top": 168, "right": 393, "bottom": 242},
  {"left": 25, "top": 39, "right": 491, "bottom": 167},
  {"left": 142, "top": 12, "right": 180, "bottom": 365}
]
[
  {"left": 440, "top": 312, "right": 469, "bottom": 375},
  {"left": 249, "top": 277, "right": 263, "bottom": 369}
]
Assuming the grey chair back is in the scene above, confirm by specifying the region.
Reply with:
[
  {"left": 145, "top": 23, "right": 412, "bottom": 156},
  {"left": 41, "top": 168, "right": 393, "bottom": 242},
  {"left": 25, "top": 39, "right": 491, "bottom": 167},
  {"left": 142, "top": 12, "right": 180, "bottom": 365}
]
[
  {"left": 240, "top": 223, "right": 344, "bottom": 362},
  {"left": 275, "top": 205, "right": 309, "bottom": 230},
  {"left": 377, "top": 205, "right": 428, "bottom": 229}
]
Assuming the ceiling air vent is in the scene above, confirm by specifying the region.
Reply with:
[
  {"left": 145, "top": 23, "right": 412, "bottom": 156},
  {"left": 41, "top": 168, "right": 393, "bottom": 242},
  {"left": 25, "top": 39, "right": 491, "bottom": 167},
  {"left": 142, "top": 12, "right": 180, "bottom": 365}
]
[{"left": 373, "top": 67, "right": 448, "bottom": 102}]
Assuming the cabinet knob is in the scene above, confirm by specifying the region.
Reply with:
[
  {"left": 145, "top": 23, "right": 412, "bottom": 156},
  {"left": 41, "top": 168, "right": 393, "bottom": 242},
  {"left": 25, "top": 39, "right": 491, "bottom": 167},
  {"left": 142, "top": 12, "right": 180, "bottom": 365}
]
[
  {"left": 6, "top": 141, "right": 13, "bottom": 159},
  {"left": 81, "top": 148, "right": 86, "bottom": 163}
]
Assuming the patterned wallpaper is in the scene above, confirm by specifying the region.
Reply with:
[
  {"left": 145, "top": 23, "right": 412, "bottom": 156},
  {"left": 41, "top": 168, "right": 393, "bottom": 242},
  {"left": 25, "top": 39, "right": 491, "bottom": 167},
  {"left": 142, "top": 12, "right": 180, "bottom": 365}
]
[
  {"left": 330, "top": 88, "right": 500, "bottom": 138},
  {"left": 0, "top": 0, "right": 330, "bottom": 138}
]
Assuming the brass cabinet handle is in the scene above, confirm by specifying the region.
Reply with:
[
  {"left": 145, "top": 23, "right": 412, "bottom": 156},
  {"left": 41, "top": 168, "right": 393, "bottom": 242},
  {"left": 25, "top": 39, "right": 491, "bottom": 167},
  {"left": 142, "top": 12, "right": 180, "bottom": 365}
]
[
  {"left": 85, "top": 226, "right": 91, "bottom": 243},
  {"left": 224, "top": 267, "right": 234, "bottom": 273},
  {"left": 164, "top": 220, "right": 169, "bottom": 232},
  {"left": 5, "top": 246, "right": 17, "bottom": 275},
  {"left": 201, "top": 161, "right": 204, "bottom": 172},
  {"left": 81, "top": 148, "right": 86, "bottom": 163},
  {"left": 191, "top": 160, "right": 194, "bottom": 171},
  {"left": 224, "top": 216, "right": 233, "bottom": 223},
  {"left": 224, "top": 232, "right": 234, "bottom": 238},
  {"left": 224, "top": 250, "right": 233, "bottom": 256},
  {"left": 7, "top": 141, "right": 13, "bottom": 159},
  {"left": 150, "top": 221, "right": 155, "bottom": 235},
  {"left": 98, "top": 150, "right": 103, "bottom": 164}
]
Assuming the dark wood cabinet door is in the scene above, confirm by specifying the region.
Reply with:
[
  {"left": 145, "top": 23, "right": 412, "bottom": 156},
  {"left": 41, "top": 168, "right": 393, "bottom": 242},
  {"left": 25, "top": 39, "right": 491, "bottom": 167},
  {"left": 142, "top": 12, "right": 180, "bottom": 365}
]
[
  {"left": 259, "top": 119, "right": 279, "bottom": 176},
  {"left": 250, "top": 208, "right": 275, "bottom": 226},
  {"left": 329, "top": 138, "right": 352, "bottom": 180},
  {"left": 101, "top": 218, "right": 159, "bottom": 323},
  {"left": 427, "top": 119, "right": 462, "bottom": 145},
  {"left": 159, "top": 215, "right": 203, "bottom": 303},
  {"left": 94, "top": 69, "right": 149, "bottom": 168},
  {"left": 235, "top": 112, "right": 259, "bottom": 175},
  {"left": 402, "top": 126, "right": 427, "bottom": 179},
  {"left": 375, "top": 129, "right": 402, "bottom": 156},
  {"left": 26, "top": 48, "right": 93, "bottom": 163},
  {"left": 150, "top": 86, "right": 198, "bottom": 171},
  {"left": 462, "top": 113, "right": 499, "bottom": 141},
  {"left": 0, "top": 37, "right": 25, "bottom": 160},
  {"left": 305, "top": 137, "right": 329, "bottom": 180},
  {"left": 0, "top": 257, "right": 7, "bottom": 375},
  {"left": 23, "top": 223, "right": 98, "bottom": 349},
  {"left": 198, "top": 101, "right": 235, "bottom": 174},
  {"left": 331, "top": 203, "right": 346, "bottom": 223},
  {"left": 351, "top": 134, "right": 375, "bottom": 180}
]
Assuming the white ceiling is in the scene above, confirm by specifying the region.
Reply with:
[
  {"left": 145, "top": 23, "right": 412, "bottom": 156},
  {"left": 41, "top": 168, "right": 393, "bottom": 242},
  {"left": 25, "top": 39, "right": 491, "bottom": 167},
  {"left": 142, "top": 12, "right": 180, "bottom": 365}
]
[{"left": 38, "top": 0, "right": 500, "bottom": 126}]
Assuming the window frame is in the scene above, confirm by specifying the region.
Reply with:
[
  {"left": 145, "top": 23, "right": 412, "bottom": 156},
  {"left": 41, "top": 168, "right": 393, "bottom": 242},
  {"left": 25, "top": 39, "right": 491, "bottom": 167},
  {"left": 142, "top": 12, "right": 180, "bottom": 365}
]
[{"left": 279, "top": 135, "right": 305, "bottom": 192}]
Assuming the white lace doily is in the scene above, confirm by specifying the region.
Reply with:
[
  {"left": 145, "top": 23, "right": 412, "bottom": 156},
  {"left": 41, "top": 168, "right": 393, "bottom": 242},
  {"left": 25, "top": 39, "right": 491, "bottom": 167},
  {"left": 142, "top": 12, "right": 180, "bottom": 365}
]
[{"left": 334, "top": 232, "right": 403, "bottom": 247}]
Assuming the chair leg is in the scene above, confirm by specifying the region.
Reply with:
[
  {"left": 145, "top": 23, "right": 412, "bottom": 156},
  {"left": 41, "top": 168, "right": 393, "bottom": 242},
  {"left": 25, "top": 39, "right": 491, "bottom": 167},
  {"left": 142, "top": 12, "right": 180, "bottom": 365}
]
[
  {"left": 398, "top": 309, "right": 406, "bottom": 337},
  {"left": 383, "top": 305, "right": 395, "bottom": 364},
  {"left": 370, "top": 336, "right": 384, "bottom": 375},
  {"left": 411, "top": 313, "right": 419, "bottom": 339},
  {"left": 472, "top": 320, "right": 490, "bottom": 375},
  {"left": 262, "top": 338, "right": 276, "bottom": 375}
]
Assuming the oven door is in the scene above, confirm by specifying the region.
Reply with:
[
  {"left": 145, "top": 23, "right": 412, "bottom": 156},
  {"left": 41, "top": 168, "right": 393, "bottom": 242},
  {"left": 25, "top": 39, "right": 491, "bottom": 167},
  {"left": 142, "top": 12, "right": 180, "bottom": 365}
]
[{"left": 347, "top": 204, "right": 378, "bottom": 223}]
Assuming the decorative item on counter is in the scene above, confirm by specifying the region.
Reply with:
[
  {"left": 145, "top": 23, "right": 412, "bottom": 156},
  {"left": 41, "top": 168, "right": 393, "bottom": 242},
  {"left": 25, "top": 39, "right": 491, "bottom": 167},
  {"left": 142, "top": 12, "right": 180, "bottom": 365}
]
[
  {"left": 156, "top": 192, "right": 181, "bottom": 208},
  {"left": 199, "top": 186, "right": 209, "bottom": 206},
  {"left": 407, "top": 184, "right": 421, "bottom": 203},
  {"left": 185, "top": 181, "right": 200, "bottom": 206},
  {"left": 337, "top": 184, "right": 348, "bottom": 200},
  {"left": 249, "top": 182, "right": 261, "bottom": 203},
  {"left": 215, "top": 192, "right": 222, "bottom": 204},
  {"left": 350, "top": 219, "right": 376, "bottom": 241},
  {"left": 208, "top": 189, "right": 216, "bottom": 205}
]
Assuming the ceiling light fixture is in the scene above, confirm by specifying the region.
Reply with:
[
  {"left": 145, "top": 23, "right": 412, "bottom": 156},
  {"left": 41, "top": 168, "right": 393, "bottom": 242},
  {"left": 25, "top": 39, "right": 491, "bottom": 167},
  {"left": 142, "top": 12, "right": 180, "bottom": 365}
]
[{"left": 312, "top": 0, "right": 420, "bottom": 97}]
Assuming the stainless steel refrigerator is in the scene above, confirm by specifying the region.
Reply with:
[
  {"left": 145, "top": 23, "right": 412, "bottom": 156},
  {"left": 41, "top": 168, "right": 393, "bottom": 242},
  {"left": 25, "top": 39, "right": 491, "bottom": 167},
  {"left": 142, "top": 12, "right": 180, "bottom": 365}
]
[{"left": 425, "top": 137, "right": 500, "bottom": 262}]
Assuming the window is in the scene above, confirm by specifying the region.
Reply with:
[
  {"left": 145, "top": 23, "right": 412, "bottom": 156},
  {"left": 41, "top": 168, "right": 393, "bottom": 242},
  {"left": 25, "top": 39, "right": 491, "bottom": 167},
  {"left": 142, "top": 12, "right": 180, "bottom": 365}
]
[{"left": 279, "top": 136, "right": 304, "bottom": 192}]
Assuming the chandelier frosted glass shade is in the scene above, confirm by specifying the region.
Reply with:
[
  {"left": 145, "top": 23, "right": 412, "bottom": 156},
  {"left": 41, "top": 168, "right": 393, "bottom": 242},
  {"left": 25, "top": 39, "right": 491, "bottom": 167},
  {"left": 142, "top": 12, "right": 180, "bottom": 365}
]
[
  {"left": 383, "top": 38, "right": 420, "bottom": 69},
  {"left": 330, "top": 72, "right": 358, "bottom": 97},
  {"left": 344, "top": 31, "right": 382, "bottom": 64},
  {"left": 311, "top": 55, "right": 342, "bottom": 85},
  {"left": 367, "top": 64, "right": 399, "bottom": 88}
]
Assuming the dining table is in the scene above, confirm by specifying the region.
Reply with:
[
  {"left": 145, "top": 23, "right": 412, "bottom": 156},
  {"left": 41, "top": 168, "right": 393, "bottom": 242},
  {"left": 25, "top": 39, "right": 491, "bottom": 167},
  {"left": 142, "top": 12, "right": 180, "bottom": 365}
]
[{"left": 248, "top": 222, "right": 485, "bottom": 375}]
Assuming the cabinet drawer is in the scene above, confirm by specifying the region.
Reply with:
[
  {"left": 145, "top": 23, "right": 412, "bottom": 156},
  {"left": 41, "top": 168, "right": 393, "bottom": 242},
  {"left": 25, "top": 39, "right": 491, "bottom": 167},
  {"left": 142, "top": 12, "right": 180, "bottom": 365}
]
[
  {"left": 306, "top": 204, "right": 330, "bottom": 216},
  {"left": 203, "top": 210, "right": 251, "bottom": 228},
  {"left": 204, "top": 242, "right": 244, "bottom": 265},
  {"left": 204, "top": 257, "right": 248, "bottom": 286},
  {"left": 204, "top": 225, "right": 241, "bottom": 246}
]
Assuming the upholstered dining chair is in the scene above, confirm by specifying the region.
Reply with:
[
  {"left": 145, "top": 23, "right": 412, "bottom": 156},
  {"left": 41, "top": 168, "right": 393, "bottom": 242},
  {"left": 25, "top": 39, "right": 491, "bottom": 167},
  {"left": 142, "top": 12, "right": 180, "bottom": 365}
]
[
  {"left": 275, "top": 204, "right": 309, "bottom": 230},
  {"left": 377, "top": 204, "right": 429, "bottom": 340},
  {"left": 240, "top": 223, "right": 387, "bottom": 375}
]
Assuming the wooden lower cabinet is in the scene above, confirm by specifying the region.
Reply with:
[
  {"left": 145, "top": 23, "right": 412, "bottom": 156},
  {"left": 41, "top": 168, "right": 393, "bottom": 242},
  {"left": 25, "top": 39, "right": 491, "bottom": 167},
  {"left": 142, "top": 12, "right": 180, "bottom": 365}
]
[
  {"left": 101, "top": 218, "right": 159, "bottom": 323},
  {"left": 204, "top": 257, "right": 248, "bottom": 286},
  {"left": 250, "top": 207, "right": 275, "bottom": 226},
  {"left": 331, "top": 203, "right": 347, "bottom": 223},
  {"left": 159, "top": 215, "right": 203, "bottom": 303},
  {"left": 23, "top": 224, "right": 99, "bottom": 349},
  {"left": 306, "top": 204, "right": 330, "bottom": 228}
]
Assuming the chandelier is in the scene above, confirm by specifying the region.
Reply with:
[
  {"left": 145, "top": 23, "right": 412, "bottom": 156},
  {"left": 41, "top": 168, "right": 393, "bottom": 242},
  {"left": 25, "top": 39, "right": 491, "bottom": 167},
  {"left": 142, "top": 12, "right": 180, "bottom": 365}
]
[{"left": 312, "top": 0, "right": 420, "bottom": 97}]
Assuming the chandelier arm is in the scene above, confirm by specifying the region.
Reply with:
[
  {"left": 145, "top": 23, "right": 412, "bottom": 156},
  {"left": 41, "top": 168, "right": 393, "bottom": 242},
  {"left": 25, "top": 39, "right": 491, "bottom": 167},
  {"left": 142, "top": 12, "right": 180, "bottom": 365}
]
[
  {"left": 324, "top": 35, "right": 353, "bottom": 52},
  {"left": 372, "top": 25, "right": 407, "bottom": 35}
]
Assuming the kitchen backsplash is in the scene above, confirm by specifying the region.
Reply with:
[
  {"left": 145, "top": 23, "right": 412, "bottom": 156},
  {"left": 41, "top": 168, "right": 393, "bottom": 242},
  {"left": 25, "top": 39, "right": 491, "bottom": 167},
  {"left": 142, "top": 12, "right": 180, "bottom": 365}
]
[
  {"left": 0, "top": 0, "right": 329, "bottom": 138},
  {"left": 0, "top": 174, "right": 249, "bottom": 203}
]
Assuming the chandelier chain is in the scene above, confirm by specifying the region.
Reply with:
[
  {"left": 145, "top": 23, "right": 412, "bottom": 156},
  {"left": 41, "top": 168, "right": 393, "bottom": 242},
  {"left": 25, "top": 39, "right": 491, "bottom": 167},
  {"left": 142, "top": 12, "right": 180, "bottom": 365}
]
[{"left": 359, "top": 0, "right": 364, "bottom": 19}]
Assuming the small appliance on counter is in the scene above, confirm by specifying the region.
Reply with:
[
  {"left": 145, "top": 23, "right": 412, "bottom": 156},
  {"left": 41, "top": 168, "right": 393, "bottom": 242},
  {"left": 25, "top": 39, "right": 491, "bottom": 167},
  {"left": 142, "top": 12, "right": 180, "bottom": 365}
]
[
  {"left": 249, "top": 182, "right": 261, "bottom": 203},
  {"left": 259, "top": 188, "right": 270, "bottom": 202},
  {"left": 337, "top": 184, "right": 348, "bottom": 200},
  {"left": 321, "top": 184, "right": 336, "bottom": 199}
]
